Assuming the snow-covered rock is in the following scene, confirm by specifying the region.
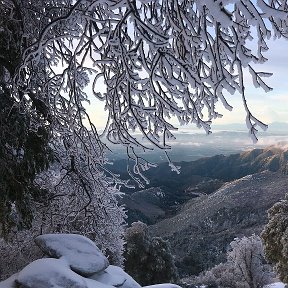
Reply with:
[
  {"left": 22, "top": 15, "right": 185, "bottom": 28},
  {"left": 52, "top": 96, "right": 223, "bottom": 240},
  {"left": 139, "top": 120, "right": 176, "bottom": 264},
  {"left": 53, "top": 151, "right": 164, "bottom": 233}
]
[
  {"left": 35, "top": 233, "right": 109, "bottom": 276},
  {"left": 89, "top": 267, "right": 126, "bottom": 287},
  {"left": 106, "top": 266, "right": 141, "bottom": 288},
  {"left": 143, "top": 284, "right": 182, "bottom": 288},
  {"left": 264, "top": 283, "right": 286, "bottom": 288},
  {"left": 16, "top": 258, "right": 87, "bottom": 288},
  {"left": 89, "top": 265, "right": 141, "bottom": 288},
  {"left": 85, "top": 278, "right": 116, "bottom": 288},
  {"left": 0, "top": 233, "right": 181, "bottom": 288},
  {"left": 0, "top": 273, "right": 18, "bottom": 288}
]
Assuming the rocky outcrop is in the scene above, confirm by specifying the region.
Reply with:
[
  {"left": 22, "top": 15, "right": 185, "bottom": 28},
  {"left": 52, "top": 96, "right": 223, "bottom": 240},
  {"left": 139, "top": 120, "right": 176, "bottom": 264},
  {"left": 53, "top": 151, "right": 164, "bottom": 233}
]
[
  {"left": 34, "top": 234, "right": 109, "bottom": 276},
  {"left": 0, "top": 234, "right": 144, "bottom": 288}
]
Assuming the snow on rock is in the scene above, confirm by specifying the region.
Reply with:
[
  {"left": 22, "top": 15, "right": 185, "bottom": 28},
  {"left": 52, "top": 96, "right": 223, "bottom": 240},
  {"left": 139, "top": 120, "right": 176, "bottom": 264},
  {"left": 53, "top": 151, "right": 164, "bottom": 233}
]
[
  {"left": 35, "top": 234, "right": 109, "bottom": 276},
  {"left": 0, "top": 273, "right": 18, "bottom": 288},
  {"left": 106, "top": 265, "right": 141, "bottom": 288},
  {"left": 264, "top": 283, "right": 286, "bottom": 288},
  {"left": 89, "top": 265, "right": 141, "bottom": 288},
  {"left": 85, "top": 278, "right": 117, "bottom": 288},
  {"left": 89, "top": 267, "right": 126, "bottom": 287},
  {"left": 143, "top": 284, "right": 182, "bottom": 288},
  {"left": 0, "top": 233, "right": 181, "bottom": 288},
  {"left": 16, "top": 258, "right": 87, "bottom": 288}
]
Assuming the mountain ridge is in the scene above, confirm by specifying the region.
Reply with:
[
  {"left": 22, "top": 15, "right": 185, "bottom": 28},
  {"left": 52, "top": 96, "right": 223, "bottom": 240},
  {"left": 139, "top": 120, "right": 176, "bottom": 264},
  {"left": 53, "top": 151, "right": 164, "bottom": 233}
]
[
  {"left": 149, "top": 171, "right": 288, "bottom": 275},
  {"left": 119, "top": 145, "right": 288, "bottom": 225}
]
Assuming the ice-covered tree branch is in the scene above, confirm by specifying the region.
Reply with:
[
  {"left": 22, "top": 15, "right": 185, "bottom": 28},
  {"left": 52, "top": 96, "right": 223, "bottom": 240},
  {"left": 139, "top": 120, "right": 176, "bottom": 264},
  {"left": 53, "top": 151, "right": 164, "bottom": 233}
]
[{"left": 16, "top": 0, "right": 288, "bottom": 158}]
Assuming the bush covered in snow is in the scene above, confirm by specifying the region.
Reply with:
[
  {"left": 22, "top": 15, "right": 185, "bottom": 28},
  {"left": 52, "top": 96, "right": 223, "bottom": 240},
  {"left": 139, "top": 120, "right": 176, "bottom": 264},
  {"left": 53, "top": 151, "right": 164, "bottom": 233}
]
[{"left": 193, "top": 235, "right": 274, "bottom": 288}]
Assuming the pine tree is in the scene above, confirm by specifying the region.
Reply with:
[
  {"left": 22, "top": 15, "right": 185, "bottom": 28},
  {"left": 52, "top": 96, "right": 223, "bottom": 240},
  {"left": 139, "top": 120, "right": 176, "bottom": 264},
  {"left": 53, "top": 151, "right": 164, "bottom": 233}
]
[
  {"left": 0, "top": 2, "right": 53, "bottom": 236},
  {"left": 262, "top": 194, "right": 288, "bottom": 283},
  {"left": 124, "top": 222, "right": 178, "bottom": 285}
]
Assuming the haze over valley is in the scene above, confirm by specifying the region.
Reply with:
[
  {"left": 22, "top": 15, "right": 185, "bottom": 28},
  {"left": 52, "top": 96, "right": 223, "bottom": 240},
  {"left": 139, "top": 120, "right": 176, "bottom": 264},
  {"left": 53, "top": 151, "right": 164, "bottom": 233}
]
[{"left": 106, "top": 122, "right": 288, "bottom": 163}]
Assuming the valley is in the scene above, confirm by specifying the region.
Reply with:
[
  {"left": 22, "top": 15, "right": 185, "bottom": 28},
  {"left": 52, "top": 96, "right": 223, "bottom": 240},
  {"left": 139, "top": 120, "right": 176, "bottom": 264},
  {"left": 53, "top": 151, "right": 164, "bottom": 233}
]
[{"left": 117, "top": 145, "right": 288, "bottom": 277}]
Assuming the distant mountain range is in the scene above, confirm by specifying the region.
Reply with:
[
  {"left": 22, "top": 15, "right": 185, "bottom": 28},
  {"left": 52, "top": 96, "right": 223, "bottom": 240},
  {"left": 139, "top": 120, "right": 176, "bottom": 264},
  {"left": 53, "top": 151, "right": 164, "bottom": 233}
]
[
  {"left": 208, "top": 121, "right": 288, "bottom": 132},
  {"left": 117, "top": 144, "right": 288, "bottom": 195},
  {"left": 118, "top": 145, "right": 288, "bottom": 276},
  {"left": 106, "top": 122, "right": 288, "bottom": 163}
]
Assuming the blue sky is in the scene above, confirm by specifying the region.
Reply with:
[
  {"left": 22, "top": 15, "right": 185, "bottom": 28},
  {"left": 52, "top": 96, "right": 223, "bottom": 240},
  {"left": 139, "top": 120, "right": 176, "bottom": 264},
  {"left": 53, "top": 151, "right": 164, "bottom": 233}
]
[{"left": 214, "top": 37, "right": 288, "bottom": 126}]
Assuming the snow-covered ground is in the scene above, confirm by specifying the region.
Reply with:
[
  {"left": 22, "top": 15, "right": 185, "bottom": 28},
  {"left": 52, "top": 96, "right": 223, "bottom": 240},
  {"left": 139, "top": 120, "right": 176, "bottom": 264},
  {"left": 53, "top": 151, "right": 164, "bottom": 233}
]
[{"left": 264, "top": 283, "right": 286, "bottom": 288}]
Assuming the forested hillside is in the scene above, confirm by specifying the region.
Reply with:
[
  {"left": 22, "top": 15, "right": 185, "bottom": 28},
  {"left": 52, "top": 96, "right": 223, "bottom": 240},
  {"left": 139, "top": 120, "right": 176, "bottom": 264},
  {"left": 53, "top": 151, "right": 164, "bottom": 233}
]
[{"left": 150, "top": 171, "right": 288, "bottom": 276}]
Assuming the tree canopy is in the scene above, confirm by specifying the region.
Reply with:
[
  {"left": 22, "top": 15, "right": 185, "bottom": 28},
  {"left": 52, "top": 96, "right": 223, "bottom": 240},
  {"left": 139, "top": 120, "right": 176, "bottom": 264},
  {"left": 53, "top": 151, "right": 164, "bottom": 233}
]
[{"left": 1, "top": 0, "right": 288, "bottom": 235}]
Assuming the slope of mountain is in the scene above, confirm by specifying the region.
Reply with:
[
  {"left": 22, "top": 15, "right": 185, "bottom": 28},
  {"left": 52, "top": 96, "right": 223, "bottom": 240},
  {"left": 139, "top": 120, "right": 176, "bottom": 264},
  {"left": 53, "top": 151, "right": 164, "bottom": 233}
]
[
  {"left": 121, "top": 187, "right": 166, "bottom": 224},
  {"left": 149, "top": 171, "right": 288, "bottom": 276},
  {"left": 114, "top": 145, "right": 288, "bottom": 193},
  {"left": 118, "top": 146, "right": 288, "bottom": 225},
  {"left": 143, "top": 146, "right": 288, "bottom": 187}
]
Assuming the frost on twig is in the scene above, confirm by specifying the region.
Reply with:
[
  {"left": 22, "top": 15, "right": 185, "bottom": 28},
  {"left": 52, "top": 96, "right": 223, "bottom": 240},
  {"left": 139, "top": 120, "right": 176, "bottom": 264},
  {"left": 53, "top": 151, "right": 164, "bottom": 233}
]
[{"left": 9, "top": 0, "right": 288, "bottom": 183}]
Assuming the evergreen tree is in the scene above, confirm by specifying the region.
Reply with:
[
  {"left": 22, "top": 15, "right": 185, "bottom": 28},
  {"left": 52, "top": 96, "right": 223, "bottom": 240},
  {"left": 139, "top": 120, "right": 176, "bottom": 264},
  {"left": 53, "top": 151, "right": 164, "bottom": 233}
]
[
  {"left": 124, "top": 222, "right": 178, "bottom": 285},
  {"left": 262, "top": 194, "right": 288, "bottom": 283},
  {"left": 0, "top": 2, "right": 53, "bottom": 236}
]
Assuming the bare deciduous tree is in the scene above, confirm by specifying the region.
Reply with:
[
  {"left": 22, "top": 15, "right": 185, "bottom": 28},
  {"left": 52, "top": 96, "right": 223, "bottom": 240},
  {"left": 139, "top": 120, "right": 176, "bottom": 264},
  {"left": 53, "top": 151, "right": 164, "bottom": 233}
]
[{"left": 195, "top": 235, "right": 274, "bottom": 288}]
